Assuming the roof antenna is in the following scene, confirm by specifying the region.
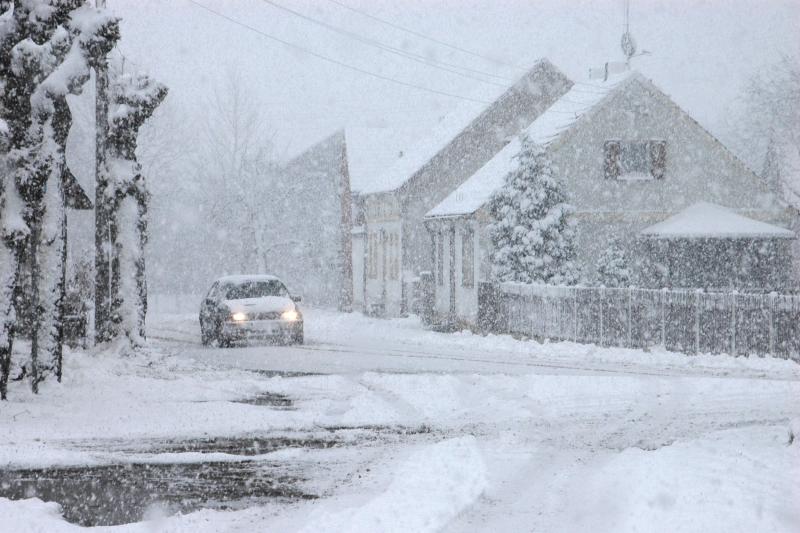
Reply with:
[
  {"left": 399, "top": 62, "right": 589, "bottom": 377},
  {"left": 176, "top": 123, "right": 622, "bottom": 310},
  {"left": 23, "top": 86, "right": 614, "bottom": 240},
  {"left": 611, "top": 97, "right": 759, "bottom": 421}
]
[{"left": 620, "top": 0, "right": 637, "bottom": 67}]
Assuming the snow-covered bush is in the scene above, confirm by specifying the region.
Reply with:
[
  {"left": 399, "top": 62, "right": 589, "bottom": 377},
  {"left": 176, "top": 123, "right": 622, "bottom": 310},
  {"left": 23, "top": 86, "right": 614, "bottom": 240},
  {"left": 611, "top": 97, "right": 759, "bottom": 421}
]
[
  {"left": 596, "top": 239, "right": 631, "bottom": 287},
  {"left": 488, "top": 136, "right": 578, "bottom": 285}
]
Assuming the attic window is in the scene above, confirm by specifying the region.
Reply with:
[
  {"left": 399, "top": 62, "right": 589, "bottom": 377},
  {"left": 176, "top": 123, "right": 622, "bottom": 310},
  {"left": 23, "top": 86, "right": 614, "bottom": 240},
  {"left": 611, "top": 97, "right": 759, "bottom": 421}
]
[{"left": 604, "top": 140, "right": 666, "bottom": 180}]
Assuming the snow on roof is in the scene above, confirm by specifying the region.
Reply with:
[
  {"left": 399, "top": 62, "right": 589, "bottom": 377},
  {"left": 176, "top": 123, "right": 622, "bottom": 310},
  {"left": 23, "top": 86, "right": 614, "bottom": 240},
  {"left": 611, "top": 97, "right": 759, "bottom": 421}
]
[
  {"left": 216, "top": 274, "right": 281, "bottom": 284},
  {"left": 640, "top": 202, "right": 795, "bottom": 239},
  {"left": 344, "top": 127, "right": 418, "bottom": 193},
  {"left": 358, "top": 59, "right": 560, "bottom": 195},
  {"left": 427, "top": 71, "right": 639, "bottom": 218},
  {"left": 282, "top": 127, "right": 416, "bottom": 194}
]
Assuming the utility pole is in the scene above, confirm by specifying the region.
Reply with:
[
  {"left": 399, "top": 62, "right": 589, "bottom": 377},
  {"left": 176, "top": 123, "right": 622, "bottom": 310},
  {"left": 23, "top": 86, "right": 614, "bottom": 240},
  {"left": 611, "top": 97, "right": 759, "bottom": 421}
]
[{"left": 94, "top": 0, "right": 111, "bottom": 344}]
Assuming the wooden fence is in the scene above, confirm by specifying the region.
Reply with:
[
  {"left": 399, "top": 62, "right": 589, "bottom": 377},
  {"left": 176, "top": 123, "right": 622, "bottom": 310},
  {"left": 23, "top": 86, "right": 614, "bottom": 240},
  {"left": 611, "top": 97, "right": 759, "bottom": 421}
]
[{"left": 481, "top": 283, "right": 800, "bottom": 360}]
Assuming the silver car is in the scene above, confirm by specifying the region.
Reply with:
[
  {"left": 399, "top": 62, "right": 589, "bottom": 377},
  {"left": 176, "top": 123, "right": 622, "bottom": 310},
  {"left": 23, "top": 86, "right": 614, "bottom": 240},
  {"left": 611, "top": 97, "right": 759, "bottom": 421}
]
[{"left": 200, "top": 275, "right": 304, "bottom": 346}]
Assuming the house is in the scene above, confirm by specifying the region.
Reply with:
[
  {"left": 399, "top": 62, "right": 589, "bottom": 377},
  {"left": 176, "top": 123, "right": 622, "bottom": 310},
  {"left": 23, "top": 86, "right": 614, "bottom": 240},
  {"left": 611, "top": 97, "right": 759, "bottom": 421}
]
[
  {"left": 354, "top": 58, "right": 573, "bottom": 316},
  {"left": 272, "top": 127, "right": 410, "bottom": 311},
  {"left": 424, "top": 71, "right": 796, "bottom": 325},
  {"left": 274, "top": 131, "right": 353, "bottom": 310}
]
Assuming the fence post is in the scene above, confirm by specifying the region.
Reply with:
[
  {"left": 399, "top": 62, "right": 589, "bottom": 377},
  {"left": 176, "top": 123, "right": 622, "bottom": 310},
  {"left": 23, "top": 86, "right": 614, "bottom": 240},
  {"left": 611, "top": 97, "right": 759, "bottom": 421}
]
[
  {"left": 599, "top": 288, "right": 604, "bottom": 347},
  {"left": 731, "top": 290, "right": 737, "bottom": 356},
  {"left": 627, "top": 287, "right": 633, "bottom": 348},
  {"left": 768, "top": 291, "right": 775, "bottom": 356},
  {"left": 694, "top": 289, "right": 701, "bottom": 355},
  {"left": 661, "top": 287, "right": 667, "bottom": 348},
  {"left": 573, "top": 289, "right": 578, "bottom": 342}
]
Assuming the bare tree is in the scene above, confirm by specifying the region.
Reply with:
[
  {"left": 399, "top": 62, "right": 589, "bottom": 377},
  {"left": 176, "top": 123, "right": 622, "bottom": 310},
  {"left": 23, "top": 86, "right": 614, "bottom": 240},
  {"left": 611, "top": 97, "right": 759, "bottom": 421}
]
[
  {"left": 731, "top": 56, "right": 800, "bottom": 201},
  {"left": 196, "top": 70, "right": 281, "bottom": 275}
]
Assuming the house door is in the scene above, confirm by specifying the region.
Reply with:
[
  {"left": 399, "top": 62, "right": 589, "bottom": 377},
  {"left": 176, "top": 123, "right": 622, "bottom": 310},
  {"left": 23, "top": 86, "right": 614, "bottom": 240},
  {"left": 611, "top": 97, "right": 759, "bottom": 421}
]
[{"left": 449, "top": 226, "right": 456, "bottom": 316}]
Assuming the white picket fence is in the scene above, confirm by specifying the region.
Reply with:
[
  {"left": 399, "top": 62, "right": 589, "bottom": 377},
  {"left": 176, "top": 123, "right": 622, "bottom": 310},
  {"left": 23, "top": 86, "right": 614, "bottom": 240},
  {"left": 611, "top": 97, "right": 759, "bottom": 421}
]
[{"left": 493, "top": 283, "right": 800, "bottom": 360}]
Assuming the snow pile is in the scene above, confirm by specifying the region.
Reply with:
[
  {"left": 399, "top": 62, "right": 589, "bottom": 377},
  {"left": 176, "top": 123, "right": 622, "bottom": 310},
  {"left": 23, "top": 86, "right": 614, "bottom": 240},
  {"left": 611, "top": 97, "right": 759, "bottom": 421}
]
[
  {"left": 564, "top": 425, "right": 800, "bottom": 532},
  {"left": 299, "top": 437, "right": 487, "bottom": 533}
]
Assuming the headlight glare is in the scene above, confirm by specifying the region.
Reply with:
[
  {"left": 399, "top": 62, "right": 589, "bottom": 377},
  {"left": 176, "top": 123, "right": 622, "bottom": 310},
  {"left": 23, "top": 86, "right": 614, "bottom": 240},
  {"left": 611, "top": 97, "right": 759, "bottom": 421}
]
[
  {"left": 231, "top": 312, "right": 247, "bottom": 322},
  {"left": 281, "top": 310, "right": 299, "bottom": 321}
]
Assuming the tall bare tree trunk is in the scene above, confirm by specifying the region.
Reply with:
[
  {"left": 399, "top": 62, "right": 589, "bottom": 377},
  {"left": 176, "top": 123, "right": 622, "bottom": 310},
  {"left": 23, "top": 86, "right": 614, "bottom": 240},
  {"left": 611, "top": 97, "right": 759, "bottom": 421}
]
[{"left": 95, "top": 42, "right": 112, "bottom": 345}]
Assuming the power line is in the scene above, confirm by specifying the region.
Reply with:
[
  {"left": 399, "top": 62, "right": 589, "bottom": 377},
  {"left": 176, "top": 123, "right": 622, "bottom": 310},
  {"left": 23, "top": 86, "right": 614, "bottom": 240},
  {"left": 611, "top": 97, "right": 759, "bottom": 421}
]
[
  {"left": 322, "top": 0, "right": 527, "bottom": 73},
  {"left": 257, "top": 0, "right": 511, "bottom": 86},
  {"left": 187, "top": 1, "right": 492, "bottom": 105}
]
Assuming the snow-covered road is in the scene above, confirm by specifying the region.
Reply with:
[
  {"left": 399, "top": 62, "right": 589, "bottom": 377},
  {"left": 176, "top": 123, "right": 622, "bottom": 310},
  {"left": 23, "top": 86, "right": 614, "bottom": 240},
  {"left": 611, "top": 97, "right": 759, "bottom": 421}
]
[
  {"left": 150, "top": 309, "right": 800, "bottom": 381},
  {"left": 2, "top": 309, "right": 798, "bottom": 532}
]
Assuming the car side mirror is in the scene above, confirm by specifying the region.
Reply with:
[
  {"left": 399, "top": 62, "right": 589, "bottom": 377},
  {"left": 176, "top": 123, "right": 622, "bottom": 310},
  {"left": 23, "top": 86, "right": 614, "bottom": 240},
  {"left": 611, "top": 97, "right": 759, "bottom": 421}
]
[{"left": 291, "top": 295, "right": 302, "bottom": 303}]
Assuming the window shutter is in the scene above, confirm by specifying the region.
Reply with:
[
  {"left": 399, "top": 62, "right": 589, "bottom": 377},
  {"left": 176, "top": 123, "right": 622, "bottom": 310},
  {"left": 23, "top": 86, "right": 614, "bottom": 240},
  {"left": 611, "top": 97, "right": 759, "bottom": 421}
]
[
  {"left": 604, "top": 140, "right": 621, "bottom": 179},
  {"left": 650, "top": 140, "right": 667, "bottom": 179}
]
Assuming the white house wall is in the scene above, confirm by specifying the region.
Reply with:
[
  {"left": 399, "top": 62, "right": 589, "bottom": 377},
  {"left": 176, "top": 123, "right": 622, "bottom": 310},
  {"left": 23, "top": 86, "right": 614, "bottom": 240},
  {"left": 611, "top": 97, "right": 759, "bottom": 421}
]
[
  {"left": 351, "top": 230, "right": 366, "bottom": 309},
  {"left": 363, "top": 193, "right": 404, "bottom": 316},
  {"left": 429, "top": 219, "right": 480, "bottom": 324}
]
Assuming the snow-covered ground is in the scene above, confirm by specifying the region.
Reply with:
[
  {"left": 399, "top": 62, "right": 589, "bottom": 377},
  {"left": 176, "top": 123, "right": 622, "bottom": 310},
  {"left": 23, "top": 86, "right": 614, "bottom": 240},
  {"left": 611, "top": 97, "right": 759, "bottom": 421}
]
[{"left": 1, "top": 309, "right": 799, "bottom": 532}]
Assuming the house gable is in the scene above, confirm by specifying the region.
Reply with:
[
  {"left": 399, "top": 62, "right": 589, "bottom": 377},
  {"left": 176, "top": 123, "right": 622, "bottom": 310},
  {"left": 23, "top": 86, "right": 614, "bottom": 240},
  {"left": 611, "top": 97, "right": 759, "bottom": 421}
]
[{"left": 429, "top": 72, "right": 784, "bottom": 222}]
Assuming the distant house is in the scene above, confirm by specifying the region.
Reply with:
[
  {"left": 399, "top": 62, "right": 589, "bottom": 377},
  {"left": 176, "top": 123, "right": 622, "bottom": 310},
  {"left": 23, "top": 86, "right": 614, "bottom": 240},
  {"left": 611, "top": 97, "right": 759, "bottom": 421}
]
[
  {"left": 354, "top": 59, "right": 573, "bottom": 316},
  {"left": 424, "top": 71, "right": 796, "bottom": 325},
  {"left": 275, "top": 131, "right": 353, "bottom": 310}
]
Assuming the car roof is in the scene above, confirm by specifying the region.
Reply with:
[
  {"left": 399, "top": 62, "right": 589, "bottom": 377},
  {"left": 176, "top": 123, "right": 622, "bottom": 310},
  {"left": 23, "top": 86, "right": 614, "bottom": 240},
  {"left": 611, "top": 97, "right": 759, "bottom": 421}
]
[{"left": 215, "top": 274, "right": 282, "bottom": 284}]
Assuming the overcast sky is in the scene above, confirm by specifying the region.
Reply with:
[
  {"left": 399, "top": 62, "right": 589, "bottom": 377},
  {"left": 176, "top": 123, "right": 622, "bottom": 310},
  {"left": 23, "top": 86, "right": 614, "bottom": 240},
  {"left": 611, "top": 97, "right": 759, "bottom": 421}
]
[{"left": 109, "top": 0, "right": 799, "bottom": 166}]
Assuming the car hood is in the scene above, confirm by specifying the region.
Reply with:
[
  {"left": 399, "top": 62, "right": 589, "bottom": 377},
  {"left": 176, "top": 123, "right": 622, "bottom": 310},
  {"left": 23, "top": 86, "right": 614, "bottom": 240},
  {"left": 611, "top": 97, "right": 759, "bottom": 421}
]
[{"left": 223, "top": 297, "right": 295, "bottom": 314}]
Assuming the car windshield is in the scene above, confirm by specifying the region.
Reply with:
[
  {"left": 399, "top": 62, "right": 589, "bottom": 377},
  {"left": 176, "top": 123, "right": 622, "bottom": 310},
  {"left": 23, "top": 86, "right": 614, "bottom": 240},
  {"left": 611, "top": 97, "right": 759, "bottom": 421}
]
[{"left": 223, "top": 280, "right": 288, "bottom": 300}]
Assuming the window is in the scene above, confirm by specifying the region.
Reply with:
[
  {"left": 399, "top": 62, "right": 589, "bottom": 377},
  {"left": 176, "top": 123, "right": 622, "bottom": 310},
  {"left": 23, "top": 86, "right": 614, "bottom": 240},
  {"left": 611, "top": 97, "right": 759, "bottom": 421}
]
[
  {"left": 436, "top": 232, "right": 444, "bottom": 286},
  {"left": 388, "top": 233, "right": 399, "bottom": 281},
  {"left": 461, "top": 229, "right": 474, "bottom": 288},
  {"left": 604, "top": 140, "right": 666, "bottom": 180},
  {"left": 223, "top": 280, "right": 288, "bottom": 299}
]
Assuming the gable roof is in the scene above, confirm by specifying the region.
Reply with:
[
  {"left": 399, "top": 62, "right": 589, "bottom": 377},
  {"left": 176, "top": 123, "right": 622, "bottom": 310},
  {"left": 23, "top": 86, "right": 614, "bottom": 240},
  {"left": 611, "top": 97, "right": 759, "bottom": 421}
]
[
  {"left": 283, "top": 127, "right": 419, "bottom": 194},
  {"left": 640, "top": 202, "right": 794, "bottom": 239},
  {"left": 358, "top": 58, "right": 570, "bottom": 195},
  {"left": 426, "top": 71, "right": 638, "bottom": 218}
]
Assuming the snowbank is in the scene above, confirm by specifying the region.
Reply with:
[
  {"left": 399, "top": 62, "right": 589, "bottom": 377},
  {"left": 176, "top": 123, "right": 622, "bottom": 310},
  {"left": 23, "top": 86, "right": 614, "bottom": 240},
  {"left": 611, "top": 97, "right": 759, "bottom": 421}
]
[{"left": 299, "top": 437, "right": 487, "bottom": 533}]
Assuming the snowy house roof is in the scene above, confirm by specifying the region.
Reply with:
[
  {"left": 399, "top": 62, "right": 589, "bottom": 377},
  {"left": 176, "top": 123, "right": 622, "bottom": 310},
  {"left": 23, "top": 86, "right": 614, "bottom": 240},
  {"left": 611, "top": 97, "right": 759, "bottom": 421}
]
[
  {"left": 358, "top": 58, "right": 567, "bottom": 195},
  {"left": 426, "top": 71, "right": 639, "bottom": 218},
  {"left": 640, "top": 202, "right": 794, "bottom": 239}
]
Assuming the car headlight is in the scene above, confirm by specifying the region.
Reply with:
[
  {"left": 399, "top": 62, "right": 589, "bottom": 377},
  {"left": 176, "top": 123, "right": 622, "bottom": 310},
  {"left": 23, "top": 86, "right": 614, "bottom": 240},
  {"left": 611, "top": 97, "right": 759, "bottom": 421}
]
[
  {"left": 231, "top": 312, "right": 248, "bottom": 322},
  {"left": 281, "top": 310, "right": 299, "bottom": 321}
]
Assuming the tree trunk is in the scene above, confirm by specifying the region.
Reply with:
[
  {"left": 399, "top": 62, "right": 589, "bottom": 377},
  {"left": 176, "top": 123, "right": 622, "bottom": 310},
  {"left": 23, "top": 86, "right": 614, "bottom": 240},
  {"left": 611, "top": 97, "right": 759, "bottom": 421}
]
[
  {"left": 136, "top": 190, "right": 148, "bottom": 340},
  {"left": 0, "top": 243, "right": 20, "bottom": 400},
  {"left": 28, "top": 216, "right": 41, "bottom": 394},
  {"left": 95, "top": 61, "right": 112, "bottom": 345}
]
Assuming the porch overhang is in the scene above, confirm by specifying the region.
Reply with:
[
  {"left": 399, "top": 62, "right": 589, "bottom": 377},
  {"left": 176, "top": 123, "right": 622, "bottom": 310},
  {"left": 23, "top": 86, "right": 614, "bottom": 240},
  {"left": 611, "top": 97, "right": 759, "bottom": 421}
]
[{"left": 640, "top": 202, "right": 794, "bottom": 240}]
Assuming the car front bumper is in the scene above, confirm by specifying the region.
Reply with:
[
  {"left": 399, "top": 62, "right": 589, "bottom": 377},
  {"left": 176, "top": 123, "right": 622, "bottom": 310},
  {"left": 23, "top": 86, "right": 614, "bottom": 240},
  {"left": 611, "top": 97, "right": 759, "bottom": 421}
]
[{"left": 221, "top": 319, "right": 303, "bottom": 341}]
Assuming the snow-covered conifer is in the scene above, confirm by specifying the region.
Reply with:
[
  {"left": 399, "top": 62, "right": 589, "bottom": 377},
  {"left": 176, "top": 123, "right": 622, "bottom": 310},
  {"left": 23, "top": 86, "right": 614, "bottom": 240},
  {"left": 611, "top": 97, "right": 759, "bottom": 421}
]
[
  {"left": 487, "top": 135, "right": 578, "bottom": 285},
  {"left": 596, "top": 239, "right": 631, "bottom": 287}
]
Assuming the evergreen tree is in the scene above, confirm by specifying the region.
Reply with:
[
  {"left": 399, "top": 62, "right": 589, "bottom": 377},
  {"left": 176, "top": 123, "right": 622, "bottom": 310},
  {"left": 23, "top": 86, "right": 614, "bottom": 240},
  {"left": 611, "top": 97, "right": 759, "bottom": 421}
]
[
  {"left": 596, "top": 239, "right": 631, "bottom": 287},
  {"left": 488, "top": 136, "right": 578, "bottom": 285}
]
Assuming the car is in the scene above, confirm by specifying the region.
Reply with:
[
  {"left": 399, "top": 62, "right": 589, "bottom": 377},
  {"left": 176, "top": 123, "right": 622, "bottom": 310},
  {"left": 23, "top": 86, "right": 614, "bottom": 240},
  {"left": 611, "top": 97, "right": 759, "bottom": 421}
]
[{"left": 200, "top": 275, "right": 304, "bottom": 346}]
